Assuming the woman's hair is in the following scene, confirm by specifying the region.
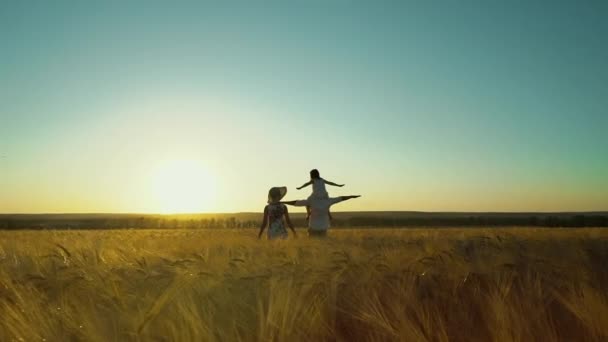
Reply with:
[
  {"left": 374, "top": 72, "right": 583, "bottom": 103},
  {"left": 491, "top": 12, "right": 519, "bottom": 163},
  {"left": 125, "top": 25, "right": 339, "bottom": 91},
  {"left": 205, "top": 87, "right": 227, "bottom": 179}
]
[{"left": 310, "top": 169, "right": 320, "bottom": 179}]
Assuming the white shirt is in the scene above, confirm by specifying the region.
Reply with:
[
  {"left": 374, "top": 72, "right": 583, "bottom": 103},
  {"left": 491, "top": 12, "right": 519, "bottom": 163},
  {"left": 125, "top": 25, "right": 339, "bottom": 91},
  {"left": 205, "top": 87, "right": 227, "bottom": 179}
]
[
  {"left": 311, "top": 178, "right": 328, "bottom": 198},
  {"left": 294, "top": 197, "right": 344, "bottom": 231}
]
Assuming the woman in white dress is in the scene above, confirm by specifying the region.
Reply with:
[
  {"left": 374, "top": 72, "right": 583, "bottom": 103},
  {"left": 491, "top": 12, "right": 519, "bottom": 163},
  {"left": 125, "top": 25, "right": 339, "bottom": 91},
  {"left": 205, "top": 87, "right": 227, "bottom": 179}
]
[{"left": 257, "top": 187, "right": 297, "bottom": 240}]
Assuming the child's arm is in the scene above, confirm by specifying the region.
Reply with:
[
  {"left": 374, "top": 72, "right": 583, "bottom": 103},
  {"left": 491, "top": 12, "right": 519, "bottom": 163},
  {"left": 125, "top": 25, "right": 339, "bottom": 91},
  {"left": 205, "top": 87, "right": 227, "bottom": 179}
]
[
  {"left": 284, "top": 206, "right": 297, "bottom": 237},
  {"left": 296, "top": 181, "right": 312, "bottom": 190},
  {"left": 324, "top": 179, "right": 345, "bottom": 187},
  {"left": 257, "top": 206, "right": 269, "bottom": 239}
]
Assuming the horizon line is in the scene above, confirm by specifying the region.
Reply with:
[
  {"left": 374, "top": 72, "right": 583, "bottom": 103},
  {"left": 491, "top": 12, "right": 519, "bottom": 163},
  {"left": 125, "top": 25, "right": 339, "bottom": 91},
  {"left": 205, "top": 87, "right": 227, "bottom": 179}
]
[{"left": 2, "top": 210, "right": 608, "bottom": 216}]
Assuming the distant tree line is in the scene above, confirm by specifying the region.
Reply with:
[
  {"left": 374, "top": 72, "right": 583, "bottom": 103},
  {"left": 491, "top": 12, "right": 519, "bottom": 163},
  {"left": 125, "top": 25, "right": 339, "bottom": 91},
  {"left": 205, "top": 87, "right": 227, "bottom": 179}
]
[
  {"left": 0, "top": 213, "right": 607, "bottom": 230},
  {"left": 0, "top": 217, "right": 258, "bottom": 230},
  {"left": 331, "top": 214, "right": 608, "bottom": 228}
]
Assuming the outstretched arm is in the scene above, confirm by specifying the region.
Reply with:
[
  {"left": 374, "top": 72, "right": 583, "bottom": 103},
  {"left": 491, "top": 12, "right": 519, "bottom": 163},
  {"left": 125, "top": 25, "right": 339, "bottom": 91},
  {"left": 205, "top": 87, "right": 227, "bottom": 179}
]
[
  {"left": 338, "top": 195, "right": 360, "bottom": 201},
  {"left": 284, "top": 206, "right": 297, "bottom": 237},
  {"left": 324, "top": 179, "right": 344, "bottom": 187},
  {"left": 257, "top": 206, "right": 269, "bottom": 239},
  {"left": 296, "top": 181, "right": 312, "bottom": 190},
  {"left": 280, "top": 200, "right": 299, "bottom": 206}
]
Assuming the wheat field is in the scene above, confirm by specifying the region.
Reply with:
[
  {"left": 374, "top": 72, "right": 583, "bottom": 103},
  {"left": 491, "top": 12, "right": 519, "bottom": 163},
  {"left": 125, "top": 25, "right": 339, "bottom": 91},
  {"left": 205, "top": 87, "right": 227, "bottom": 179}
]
[{"left": 0, "top": 228, "right": 607, "bottom": 341}]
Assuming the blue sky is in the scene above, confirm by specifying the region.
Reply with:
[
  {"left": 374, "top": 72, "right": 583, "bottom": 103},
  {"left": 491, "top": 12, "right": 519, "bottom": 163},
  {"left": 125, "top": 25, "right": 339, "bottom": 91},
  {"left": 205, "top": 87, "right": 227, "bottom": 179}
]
[{"left": 1, "top": 1, "right": 607, "bottom": 213}]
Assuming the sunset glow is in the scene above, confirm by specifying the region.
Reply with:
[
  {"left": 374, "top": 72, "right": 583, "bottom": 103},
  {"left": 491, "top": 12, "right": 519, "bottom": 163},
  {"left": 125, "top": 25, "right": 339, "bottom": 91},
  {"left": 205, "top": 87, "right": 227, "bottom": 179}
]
[{"left": 150, "top": 160, "right": 216, "bottom": 214}]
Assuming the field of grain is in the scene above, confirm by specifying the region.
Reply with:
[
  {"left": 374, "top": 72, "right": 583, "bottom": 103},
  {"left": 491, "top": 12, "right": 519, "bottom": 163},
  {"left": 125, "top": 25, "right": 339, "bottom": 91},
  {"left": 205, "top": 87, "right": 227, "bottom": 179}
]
[{"left": 1, "top": 228, "right": 607, "bottom": 341}]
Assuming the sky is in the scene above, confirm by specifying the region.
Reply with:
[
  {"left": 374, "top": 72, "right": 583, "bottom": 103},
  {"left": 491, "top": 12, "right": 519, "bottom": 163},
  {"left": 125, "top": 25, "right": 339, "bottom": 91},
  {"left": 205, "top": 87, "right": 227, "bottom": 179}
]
[{"left": 1, "top": 1, "right": 607, "bottom": 213}]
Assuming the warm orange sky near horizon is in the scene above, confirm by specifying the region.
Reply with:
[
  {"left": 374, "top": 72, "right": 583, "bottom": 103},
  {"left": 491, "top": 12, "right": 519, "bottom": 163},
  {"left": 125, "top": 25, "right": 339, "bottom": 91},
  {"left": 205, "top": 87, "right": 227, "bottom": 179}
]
[{"left": 2, "top": 2, "right": 607, "bottom": 214}]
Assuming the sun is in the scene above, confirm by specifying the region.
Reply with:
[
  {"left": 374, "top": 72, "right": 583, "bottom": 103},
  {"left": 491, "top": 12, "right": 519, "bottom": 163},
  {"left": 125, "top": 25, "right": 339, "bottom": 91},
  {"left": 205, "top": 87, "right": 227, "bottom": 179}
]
[{"left": 151, "top": 159, "right": 216, "bottom": 214}]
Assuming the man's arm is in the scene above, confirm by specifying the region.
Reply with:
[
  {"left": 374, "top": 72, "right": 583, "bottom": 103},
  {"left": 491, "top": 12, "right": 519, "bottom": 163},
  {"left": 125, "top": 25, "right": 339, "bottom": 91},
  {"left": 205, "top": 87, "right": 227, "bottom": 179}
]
[
  {"left": 330, "top": 195, "right": 361, "bottom": 205},
  {"left": 296, "top": 181, "right": 312, "bottom": 190},
  {"left": 324, "top": 179, "right": 344, "bottom": 187},
  {"left": 280, "top": 199, "right": 308, "bottom": 207}
]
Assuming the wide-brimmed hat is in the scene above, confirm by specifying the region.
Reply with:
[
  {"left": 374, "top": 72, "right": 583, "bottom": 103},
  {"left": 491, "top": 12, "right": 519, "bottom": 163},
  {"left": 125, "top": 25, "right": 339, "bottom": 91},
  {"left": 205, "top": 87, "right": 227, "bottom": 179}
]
[{"left": 268, "top": 186, "right": 287, "bottom": 203}]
